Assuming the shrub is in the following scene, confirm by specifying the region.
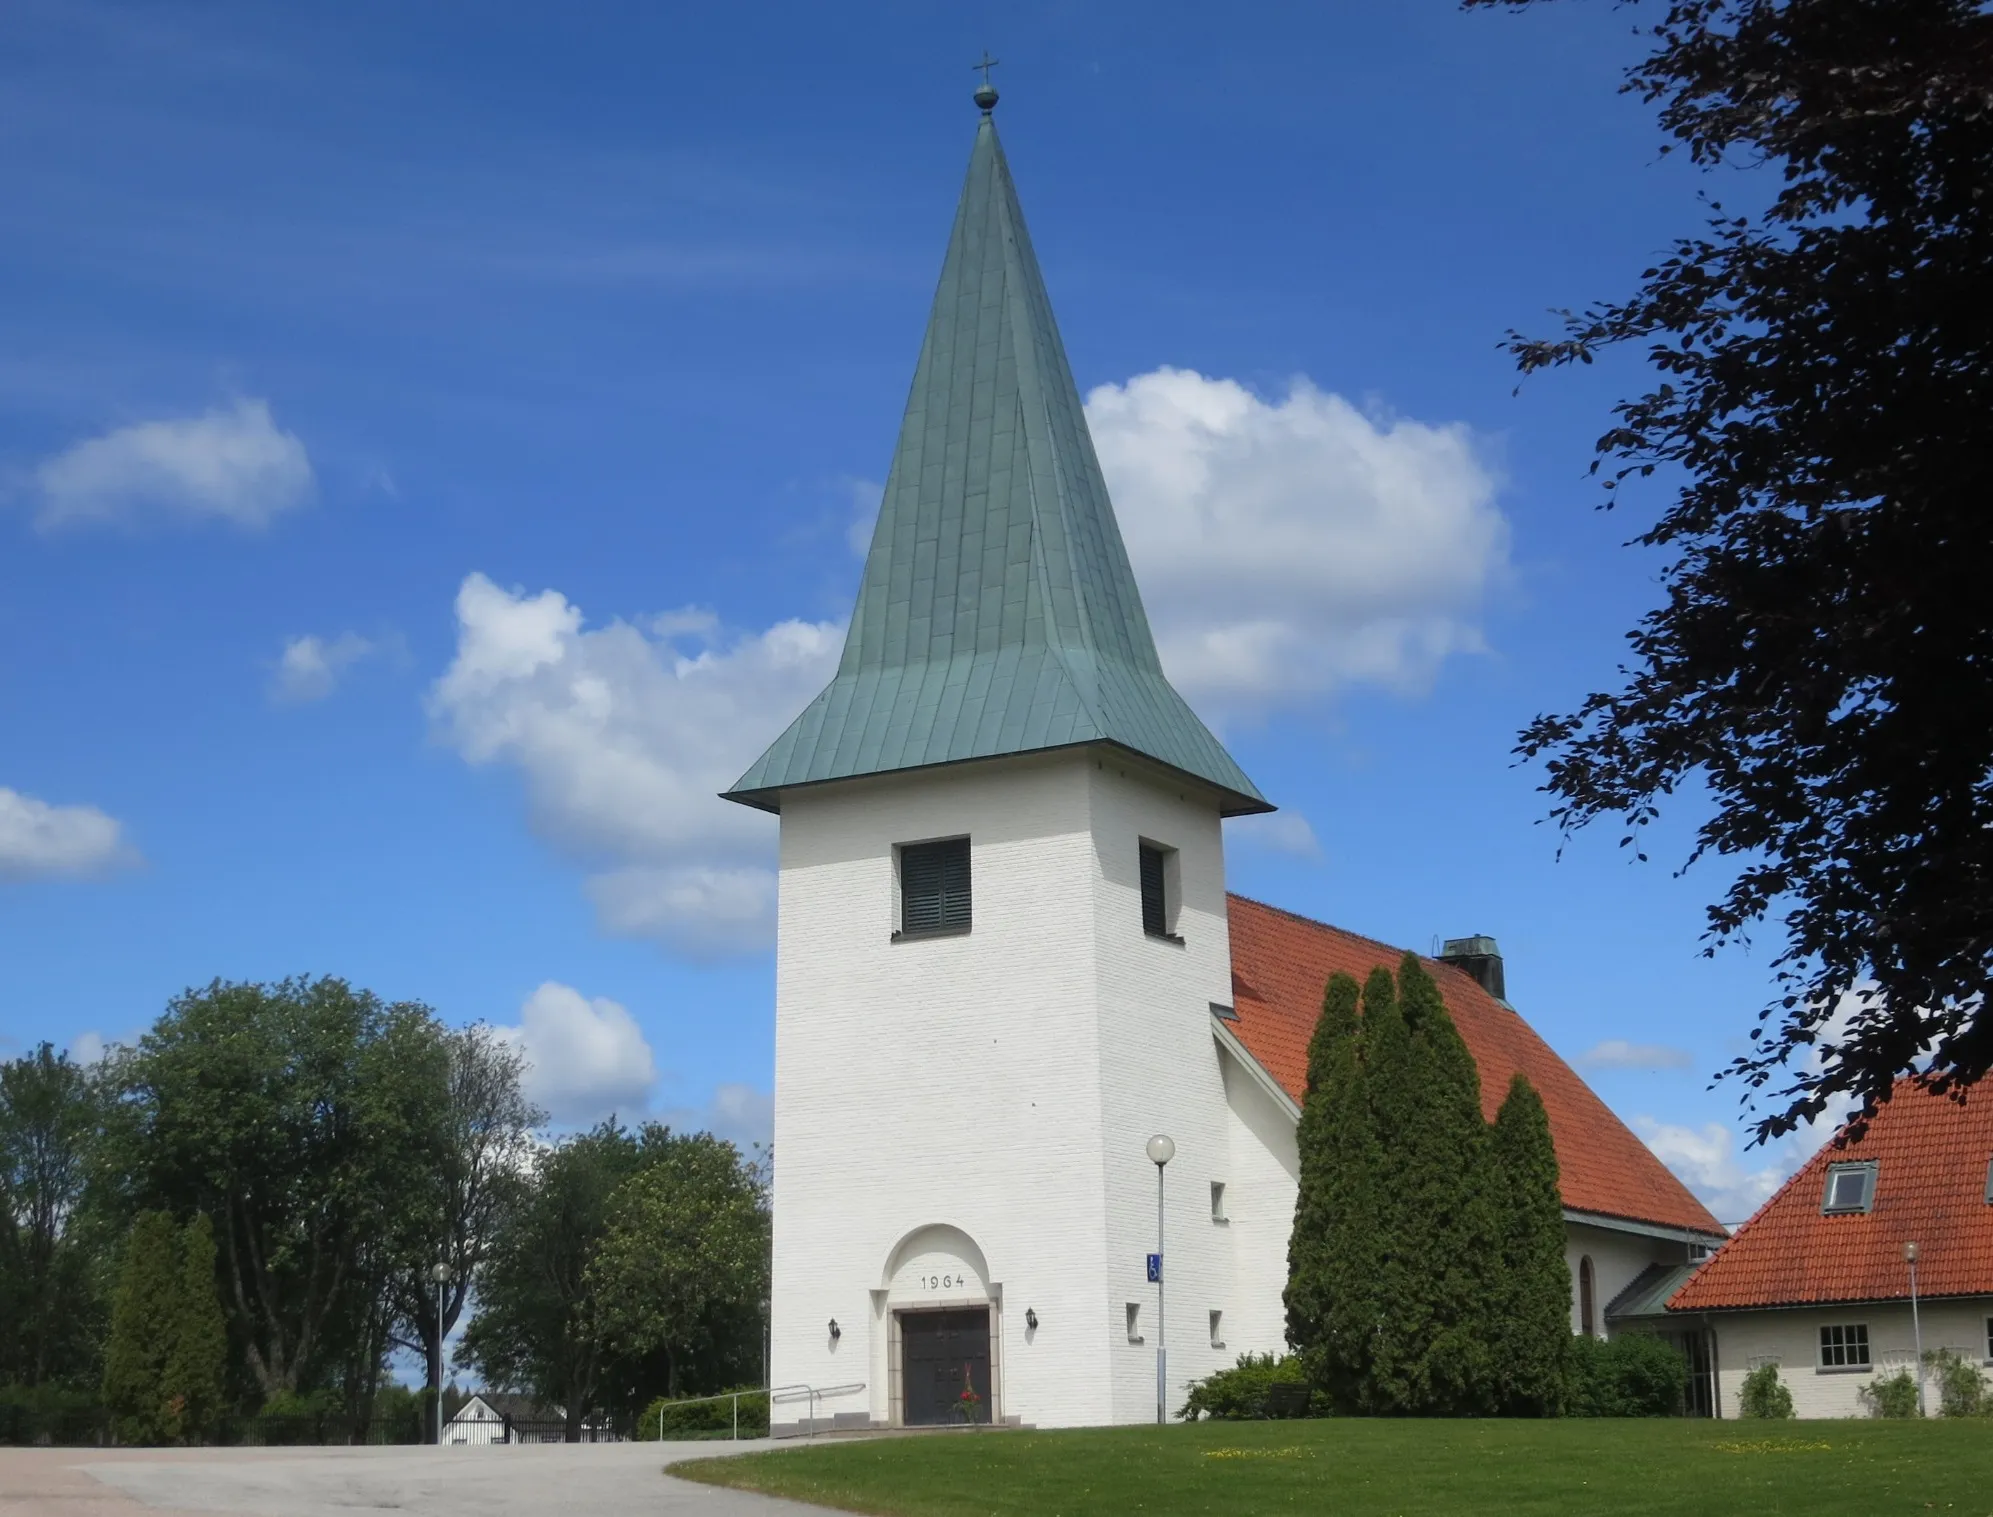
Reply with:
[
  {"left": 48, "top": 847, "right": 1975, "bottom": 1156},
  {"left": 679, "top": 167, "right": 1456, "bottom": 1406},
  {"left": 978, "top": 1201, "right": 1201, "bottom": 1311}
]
[
  {"left": 0, "top": 1384, "right": 105, "bottom": 1447},
  {"left": 1566, "top": 1334, "right": 1687, "bottom": 1417},
  {"left": 1860, "top": 1370, "right": 1921, "bottom": 1418},
  {"left": 1926, "top": 1349, "right": 1989, "bottom": 1418},
  {"left": 1178, "top": 1353, "right": 1318, "bottom": 1421},
  {"left": 1738, "top": 1362, "right": 1795, "bottom": 1419},
  {"left": 637, "top": 1388, "right": 768, "bottom": 1440}
]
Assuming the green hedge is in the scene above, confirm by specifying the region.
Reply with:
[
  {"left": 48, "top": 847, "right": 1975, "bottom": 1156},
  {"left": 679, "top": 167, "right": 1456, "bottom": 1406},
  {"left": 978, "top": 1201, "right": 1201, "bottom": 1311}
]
[
  {"left": 1178, "top": 1353, "right": 1320, "bottom": 1421},
  {"left": 0, "top": 1385, "right": 105, "bottom": 1447},
  {"left": 1566, "top": 1334, "right": 1686, "bottom": 1417},
  {"left": 638, "top": 1388, "right": 768, "bottom": 1440}
]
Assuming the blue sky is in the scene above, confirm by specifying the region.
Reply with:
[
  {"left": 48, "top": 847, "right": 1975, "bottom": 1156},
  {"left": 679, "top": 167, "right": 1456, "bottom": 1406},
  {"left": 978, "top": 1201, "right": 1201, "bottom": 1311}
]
[{"left": 1, "top": 0, "right": 1820, "bottom": 1221}]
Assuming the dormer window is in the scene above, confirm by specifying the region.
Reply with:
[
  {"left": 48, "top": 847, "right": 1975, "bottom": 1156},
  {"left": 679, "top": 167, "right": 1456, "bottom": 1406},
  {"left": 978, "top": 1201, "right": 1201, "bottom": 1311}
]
[
  {"left": 1822, "top": 1161, "right": 1877, "bottom": 1215},
  {"left": 1985, "top": 1157, "right": 1993, "bottom": 1205}
]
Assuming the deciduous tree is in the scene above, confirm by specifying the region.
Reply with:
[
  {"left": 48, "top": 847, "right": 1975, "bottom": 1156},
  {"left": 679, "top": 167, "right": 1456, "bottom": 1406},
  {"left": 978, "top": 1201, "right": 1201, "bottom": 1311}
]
[{"left": 1464, "top": 0, "right": 1993, "bottom": 1135}]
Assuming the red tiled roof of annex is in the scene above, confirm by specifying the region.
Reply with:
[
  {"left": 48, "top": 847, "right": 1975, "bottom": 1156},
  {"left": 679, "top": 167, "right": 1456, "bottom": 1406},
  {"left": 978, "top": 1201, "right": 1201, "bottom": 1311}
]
[
  {"left": 1224, "top": 895, "right": 1725, "bottom": 1238},
  {"left": 1670, "top": 1077, "right": 1993, "bottom": 1311}
]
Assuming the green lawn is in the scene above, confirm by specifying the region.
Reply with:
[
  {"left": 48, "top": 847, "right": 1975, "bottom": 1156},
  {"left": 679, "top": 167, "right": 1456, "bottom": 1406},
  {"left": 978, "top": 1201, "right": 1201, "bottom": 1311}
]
[{"left": 669, "top": 1417, "right": 1993, "bottom": 1516}]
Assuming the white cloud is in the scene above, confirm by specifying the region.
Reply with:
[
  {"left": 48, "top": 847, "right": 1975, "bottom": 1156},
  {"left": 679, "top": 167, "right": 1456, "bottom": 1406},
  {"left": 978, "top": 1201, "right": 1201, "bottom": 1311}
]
[
  {"left": 272, "top": 632, "right": 378, "bottom": 703},
  {"left": 1086, "top": 367, "right": 1507, "bottom": 719},
  {"left": 845, "top": 477, "right": 883, "bottom": 556},
  {"left": 1633, "top": 1118, "right": 1789, "bottom": 1229},
  {"left": 494, "top": 981, "right": 658, "bottom": 1125},
  {"left": 35, "top": 398, "right": 313, "bottom": 530},
  {"left": 429, "top": 573, "right": 840, "bottom": 955},
  {"left": 660, "top": 1081, "right": 774, "bottom": 1150},
  {"left": 0, "top": 787, "right": 136, "bottom": 880},
  {"left": 1226, "top": 810, "right": 1322, "bottom": 859},
  {"left": 1579, "top": 1039, "right": 1695, "bottom": 1072}
]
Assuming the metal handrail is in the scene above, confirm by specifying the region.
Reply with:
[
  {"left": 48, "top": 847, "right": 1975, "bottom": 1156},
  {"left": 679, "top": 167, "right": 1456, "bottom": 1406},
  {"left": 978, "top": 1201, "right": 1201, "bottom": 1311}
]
[
  {"left": 767, "top": 1381, "right": 867, "bottom": 1439},
  {"left": 649, "top": 1382, "right": 865, "bottom": 1442}
]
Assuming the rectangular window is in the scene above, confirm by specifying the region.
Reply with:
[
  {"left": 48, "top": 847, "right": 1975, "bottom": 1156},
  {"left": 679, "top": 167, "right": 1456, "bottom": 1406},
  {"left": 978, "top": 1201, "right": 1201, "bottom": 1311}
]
[
  {"left": 1139, "top": 843, "right": 1170, "bottom": 937},
  {"left": 1125, "top": 1303, "right": 1144, "bottom": 1344},
  {"left": 899, "top": 838, "right": 971, "bottom": 937},
  {"left": 1209, "top": 1310, "right": 1225, "bottom": 1349},
  {"left": 1822, "top": 1162, "right": 1877, "bottom": 1214},
  {"left": 1210, "top": 1181, "right": 1228, "bottom": 1223},
  {"left": 1985, "top": 1157, "right": 1993, "bottom": 1204},
  {"left": 1820, "top": 1323, "right": 1870, "bottom": 1368},
  {"left": 1985, "top": 1318, "right": 1992, "bottom": 1362}
]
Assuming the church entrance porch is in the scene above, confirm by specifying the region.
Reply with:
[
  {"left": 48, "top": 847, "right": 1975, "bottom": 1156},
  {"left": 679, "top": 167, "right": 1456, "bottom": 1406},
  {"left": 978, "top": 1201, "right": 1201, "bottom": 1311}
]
[{"left": 898, "top": 1307, "right": 992, "bottom": 1425}]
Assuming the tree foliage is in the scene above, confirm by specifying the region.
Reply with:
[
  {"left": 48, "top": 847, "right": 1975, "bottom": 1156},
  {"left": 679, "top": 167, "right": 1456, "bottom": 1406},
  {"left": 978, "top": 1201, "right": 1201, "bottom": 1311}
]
[
  {"left": 1464, "top": 0, "right": 1993, "bottom": 1135},
  {"left": 1487, "top": 1075, "right": 1572, "bottom": 1415},
  {"left": 96, "top": 978, "right": 451, "bottom": 1401},
  {"left": 1286, "top": 958, "right": 1550, "bottom": 1416},
  {"left": 1284, "top": 971, "right": 1372, "bottom": 1401},
  {"left": 384, "top": 1023, "right": 542, "bottom": 1426},
  {"left": 101, "top": 1212, "right": 181, "bottom": 1444},
  {"left": 461, "top": 1122, "right": 771, "bottom": 1439},
  {"left": 0, "top": 1043, "right": 100, "bottom": 1390},
  {"left": 1739, "top": 1361, "right": 1796, "bottom": 1417},
  {"left": 589, "top": 1130, "right": 770, "bottom": 1399}
]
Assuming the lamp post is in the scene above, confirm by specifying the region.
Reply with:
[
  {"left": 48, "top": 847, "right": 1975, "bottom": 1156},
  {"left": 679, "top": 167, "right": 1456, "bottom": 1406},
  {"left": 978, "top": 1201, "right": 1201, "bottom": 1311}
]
[
  {"left": 1906, "top": 1242, "right": 1927, "bottom": 1418},
  {"left": 1146, "top": 1134, "right": 1175, "bottom": 1426},
  {"left": 430, "top": 1261, "right": 453, "bottom": 1446}
]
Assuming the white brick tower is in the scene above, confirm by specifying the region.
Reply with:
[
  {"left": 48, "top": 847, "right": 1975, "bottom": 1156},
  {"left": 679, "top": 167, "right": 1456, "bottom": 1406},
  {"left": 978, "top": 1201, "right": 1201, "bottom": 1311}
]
[{"left": 724, "top": 82, "right": 1271, "bottom": 1432}]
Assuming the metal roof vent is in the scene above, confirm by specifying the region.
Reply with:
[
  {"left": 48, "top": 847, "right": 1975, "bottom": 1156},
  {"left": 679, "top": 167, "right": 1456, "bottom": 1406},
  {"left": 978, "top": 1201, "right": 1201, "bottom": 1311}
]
[{"left": 1439, "top": 935, "right": 1507, "bottom": 1003}]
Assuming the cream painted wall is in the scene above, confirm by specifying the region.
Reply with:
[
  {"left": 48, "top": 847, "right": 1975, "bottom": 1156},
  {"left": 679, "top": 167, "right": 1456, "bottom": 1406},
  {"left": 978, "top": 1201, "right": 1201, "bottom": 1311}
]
[{"left": 1708, "top": 1299, "right": 1993, "bottom": 1418}]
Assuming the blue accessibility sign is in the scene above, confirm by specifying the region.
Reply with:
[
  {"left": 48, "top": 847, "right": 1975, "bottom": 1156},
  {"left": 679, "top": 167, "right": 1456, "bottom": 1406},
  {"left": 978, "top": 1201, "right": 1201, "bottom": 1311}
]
[{"left": 1146, "top": 1253, "right": 1162, "bottom": 1283}]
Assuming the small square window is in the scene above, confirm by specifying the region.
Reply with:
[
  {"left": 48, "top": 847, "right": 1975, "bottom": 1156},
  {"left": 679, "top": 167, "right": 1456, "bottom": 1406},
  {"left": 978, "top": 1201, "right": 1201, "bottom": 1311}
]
[
  {"left": 1820, "top": 1323, "right": 1870, "bottom": 1368},
  {"left": 1822, "top": 1162, "right": 1877, "bottom": 1214},
  {"left": 898, "top": 837, "right": 970, "bottom": 937},
  {"left": 1125, "top": 1302, "right": 1144, "bottom": 1344},
  {"left": 1210, "top": 1181, "right": 1228, "bottom": 1223},
  {"left": 1209, "top": 1310, "right": 1225, "bottom": 1349}
]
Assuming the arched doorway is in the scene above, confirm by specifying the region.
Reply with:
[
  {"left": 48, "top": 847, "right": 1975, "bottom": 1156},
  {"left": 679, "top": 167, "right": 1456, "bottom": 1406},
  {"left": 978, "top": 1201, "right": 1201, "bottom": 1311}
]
[{"left": 881, "top": 1225, "right": 998, "bottom": 1426}]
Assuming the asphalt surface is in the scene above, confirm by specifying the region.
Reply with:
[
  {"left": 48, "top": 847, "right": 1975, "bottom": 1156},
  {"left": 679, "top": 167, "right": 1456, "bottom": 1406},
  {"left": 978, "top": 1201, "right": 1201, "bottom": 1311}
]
[{"left": 0, "top": 1441, "right": 833, "bottom": 1517}]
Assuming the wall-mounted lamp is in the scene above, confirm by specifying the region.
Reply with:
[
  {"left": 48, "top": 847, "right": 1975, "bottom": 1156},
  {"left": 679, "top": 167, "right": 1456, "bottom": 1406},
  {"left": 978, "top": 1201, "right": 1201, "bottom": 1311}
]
[
  {"left": 1025, "top": 1308, "right": 1038, "bottom": 1331},
  {"left": 828, "top": 1318, "right": 841, "bottom": 1342}
]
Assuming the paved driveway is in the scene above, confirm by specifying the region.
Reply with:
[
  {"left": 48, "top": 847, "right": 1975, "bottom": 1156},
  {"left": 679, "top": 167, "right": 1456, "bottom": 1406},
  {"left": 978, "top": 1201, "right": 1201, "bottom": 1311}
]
[{"left": 0, "top": 1442, "right": 832, "bottom": 1517}]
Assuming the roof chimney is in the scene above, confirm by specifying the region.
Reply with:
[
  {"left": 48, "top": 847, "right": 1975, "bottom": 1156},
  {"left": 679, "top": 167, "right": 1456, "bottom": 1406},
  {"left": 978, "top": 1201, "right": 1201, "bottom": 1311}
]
[{"left": 1439, "top": 935, "right": 1507, "bottom": 1003}]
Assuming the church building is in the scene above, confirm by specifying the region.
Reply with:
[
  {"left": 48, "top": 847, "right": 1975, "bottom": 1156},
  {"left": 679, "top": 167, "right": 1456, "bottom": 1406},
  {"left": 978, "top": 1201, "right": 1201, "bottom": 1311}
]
[{"left": 724, "top": 82, "right": 1727, "bottom": 1434}]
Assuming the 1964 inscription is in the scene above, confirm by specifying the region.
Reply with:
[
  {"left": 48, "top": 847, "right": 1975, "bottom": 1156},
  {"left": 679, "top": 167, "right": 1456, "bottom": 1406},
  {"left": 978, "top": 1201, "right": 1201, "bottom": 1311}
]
[{"left": 919, "top": 1273, "right": 966, "bottom": 1290}]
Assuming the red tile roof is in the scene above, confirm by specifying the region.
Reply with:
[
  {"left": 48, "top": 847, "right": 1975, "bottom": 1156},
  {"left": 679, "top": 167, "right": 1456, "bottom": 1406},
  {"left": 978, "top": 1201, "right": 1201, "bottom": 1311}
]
[
  {"left": 1225, "top": 895, "right": 1725, "bottom": 1238},
  {"left": 1670, "top": 1078, "right": 1993, "bottom": 1310}
]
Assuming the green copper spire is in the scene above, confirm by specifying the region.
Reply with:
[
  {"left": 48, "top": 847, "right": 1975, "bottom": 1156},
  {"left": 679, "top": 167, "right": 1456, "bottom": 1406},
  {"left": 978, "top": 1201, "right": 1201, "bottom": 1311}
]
[{"left": 725, "top": 99, "right": 1269, "bottom": 816}]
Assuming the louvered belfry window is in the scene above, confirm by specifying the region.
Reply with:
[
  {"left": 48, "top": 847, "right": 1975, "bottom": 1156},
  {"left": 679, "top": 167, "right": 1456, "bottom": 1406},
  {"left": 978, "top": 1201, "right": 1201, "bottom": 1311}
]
[
  {"left": 1140, "top": 843, "right": 1169, "bottom": 937},
  {"left": 900, "top": 838, "right": 971, "bottom": 935}
]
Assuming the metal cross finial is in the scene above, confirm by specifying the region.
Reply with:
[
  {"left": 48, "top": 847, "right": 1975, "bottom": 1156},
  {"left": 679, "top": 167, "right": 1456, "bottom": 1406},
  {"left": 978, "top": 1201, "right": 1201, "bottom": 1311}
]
[
  {"left": 971, "top": 50, "right": 1001, "bottom": 111},
  {"left": 972, "top": 51, "right": 1000, "bottom": 87}
]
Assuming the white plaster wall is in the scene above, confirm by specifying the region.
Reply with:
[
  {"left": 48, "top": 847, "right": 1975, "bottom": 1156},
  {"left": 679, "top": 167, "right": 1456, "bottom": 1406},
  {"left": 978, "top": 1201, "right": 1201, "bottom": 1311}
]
[
  {"left": 1085, "top": 758, "right": 1241, "bottom": 1422},
  {"left": 1707, "top": 1299, "right": 1993, "bottom": 1418},
  {"left": 1217, "top": 1047, "right": 1300, "bottom": 1363},
  {"left": 1567, "top": 1222, "right": 1691, "bottom": 1337},
  {"left": 769, "top": 749, "right": 1243, "bottom": 1429}
]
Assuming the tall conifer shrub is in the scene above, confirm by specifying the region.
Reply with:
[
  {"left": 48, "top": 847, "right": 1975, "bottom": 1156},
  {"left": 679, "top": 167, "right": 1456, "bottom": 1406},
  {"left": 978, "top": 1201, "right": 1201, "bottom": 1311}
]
[
  {"left": 1489, "top": 1074, "right": 1571, "bottom": 1415},
  {"left": 1286, "top": 955, "right": 1562, "bottom": 1416},
  {"left": 103, "top": 1212, "right": 181, "bottom": 1444},
  {"left": 162, "top": 1214, "right": 228, "bottom": 1442},
  {"left": 1284, "top": 972, "right": 1375, "bottom": 1405}
]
